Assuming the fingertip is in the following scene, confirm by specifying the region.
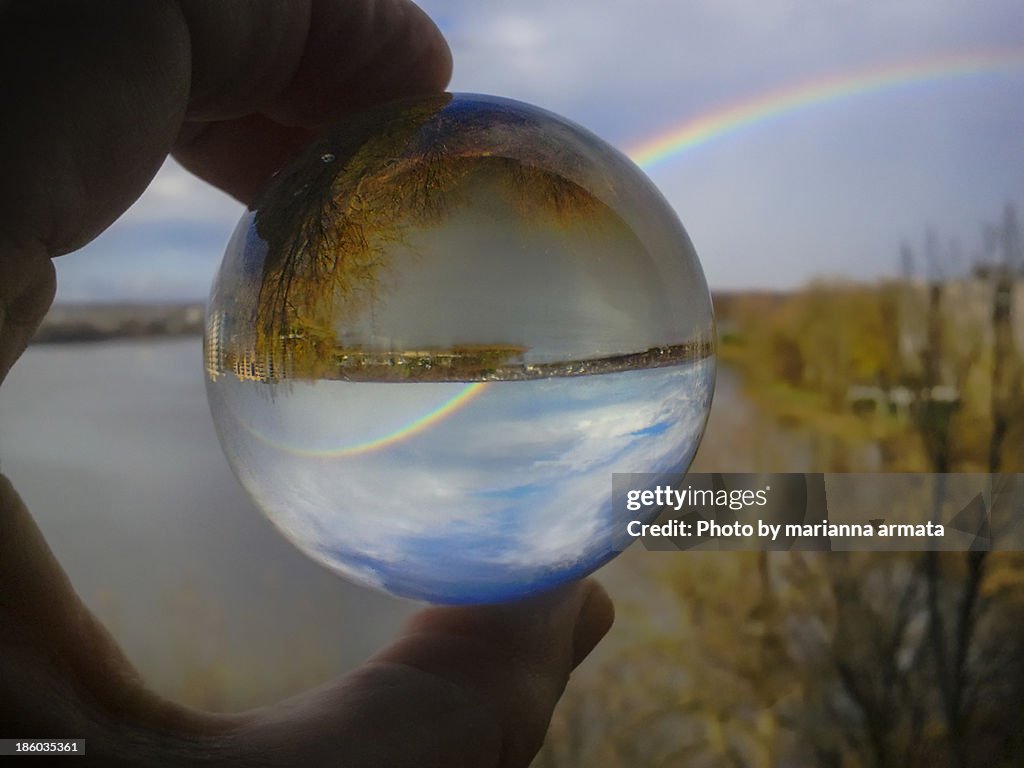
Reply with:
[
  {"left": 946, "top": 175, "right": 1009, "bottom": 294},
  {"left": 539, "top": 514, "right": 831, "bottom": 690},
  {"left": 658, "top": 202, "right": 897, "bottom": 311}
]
[{"left": 406, "top": 0, "right": 454, "bottom": 91}]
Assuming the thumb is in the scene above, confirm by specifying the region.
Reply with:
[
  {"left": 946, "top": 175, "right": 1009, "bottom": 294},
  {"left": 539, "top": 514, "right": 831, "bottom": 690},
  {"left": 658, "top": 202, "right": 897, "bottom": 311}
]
[{"left": 232, "top": 580, "right": 614, "bottom": 768}]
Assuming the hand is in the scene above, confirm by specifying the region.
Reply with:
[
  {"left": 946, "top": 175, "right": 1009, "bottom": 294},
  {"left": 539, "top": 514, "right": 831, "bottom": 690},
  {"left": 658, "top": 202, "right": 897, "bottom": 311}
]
[{"left": 0, "top": 3, "right": 614, "bottom": 765}]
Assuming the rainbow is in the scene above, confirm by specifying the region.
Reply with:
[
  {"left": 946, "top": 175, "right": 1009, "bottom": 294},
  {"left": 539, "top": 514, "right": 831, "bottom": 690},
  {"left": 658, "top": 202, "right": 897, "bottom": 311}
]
[
  {"left": 322, "top": 381, "right": 487, "bottom": 457},
  {"left": 296, "top": 50, "right": 1024, "bottom": 456},
  {"left": 253, "top": 380, "right": 489, "bottom": 459},
  {"left": 628, "top": 49, "right": 1024, "bottom": 171}
]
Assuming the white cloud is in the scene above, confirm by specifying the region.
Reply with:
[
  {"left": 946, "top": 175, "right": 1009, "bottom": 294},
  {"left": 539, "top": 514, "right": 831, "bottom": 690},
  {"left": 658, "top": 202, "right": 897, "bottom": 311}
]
[{"left": 124, "top": 159, "right": 243, "bottom": 224}]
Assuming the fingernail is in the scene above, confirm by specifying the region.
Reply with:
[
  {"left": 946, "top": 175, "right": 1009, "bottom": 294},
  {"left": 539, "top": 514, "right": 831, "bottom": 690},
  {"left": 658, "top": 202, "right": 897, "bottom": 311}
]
[{"left": 572, "top": 581, "right": 615, "bottom": 668}]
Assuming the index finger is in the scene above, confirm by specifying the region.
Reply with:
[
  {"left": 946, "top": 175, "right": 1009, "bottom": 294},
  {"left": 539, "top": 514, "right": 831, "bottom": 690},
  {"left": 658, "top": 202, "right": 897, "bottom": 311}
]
[{"left": 173, "top": 0, "right": 453, "bottom": 204}]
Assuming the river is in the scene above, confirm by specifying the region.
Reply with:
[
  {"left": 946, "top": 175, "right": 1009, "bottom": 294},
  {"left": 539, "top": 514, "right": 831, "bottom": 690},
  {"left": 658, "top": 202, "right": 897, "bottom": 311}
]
[{"left": 0, "top": 338, "right": 824, "bottom": 709}]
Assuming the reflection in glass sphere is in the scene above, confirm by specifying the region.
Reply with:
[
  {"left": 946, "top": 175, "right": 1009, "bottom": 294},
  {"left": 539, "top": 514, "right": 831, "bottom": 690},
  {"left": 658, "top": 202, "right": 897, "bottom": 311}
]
[{"left": 205, "top": 93, "right": 715, "bottom": 604}]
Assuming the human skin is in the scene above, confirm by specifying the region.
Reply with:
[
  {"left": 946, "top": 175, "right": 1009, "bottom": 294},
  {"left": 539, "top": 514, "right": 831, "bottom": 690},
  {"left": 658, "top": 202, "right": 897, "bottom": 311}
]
[{"left": 0, "top": 3, "right": 614, "bottom": 765}]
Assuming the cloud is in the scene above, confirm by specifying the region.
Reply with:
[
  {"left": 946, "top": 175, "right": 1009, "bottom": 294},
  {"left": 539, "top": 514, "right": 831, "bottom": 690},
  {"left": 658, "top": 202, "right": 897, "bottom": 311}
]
[
  {"left": 123, "top": 159, "right": 243, "bottom": 224},
  {"left": 55, "top": 159, "right": 243, "bottom": 302},
  {"left": 55, "top": 218, "right": 235, "bottom": 303}
]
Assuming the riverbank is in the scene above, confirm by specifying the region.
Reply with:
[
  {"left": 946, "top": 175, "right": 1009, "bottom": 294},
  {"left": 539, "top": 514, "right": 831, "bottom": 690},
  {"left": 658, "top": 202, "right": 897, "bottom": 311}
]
[{"left": 31, "top": 303, "right": 205, "bottom": 344}]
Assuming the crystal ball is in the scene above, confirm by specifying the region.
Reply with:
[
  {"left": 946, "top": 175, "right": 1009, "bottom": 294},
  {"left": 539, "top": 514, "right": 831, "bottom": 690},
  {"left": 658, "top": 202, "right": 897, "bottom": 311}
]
[{"left": 205, "top": 93, "right": 715, "bottom": 604}]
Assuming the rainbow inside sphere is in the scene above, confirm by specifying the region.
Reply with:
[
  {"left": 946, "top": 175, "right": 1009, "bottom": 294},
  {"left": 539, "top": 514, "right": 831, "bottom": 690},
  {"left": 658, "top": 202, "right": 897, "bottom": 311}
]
[{"left": 205, "top": 93, "right": 715, "bottom": 603}]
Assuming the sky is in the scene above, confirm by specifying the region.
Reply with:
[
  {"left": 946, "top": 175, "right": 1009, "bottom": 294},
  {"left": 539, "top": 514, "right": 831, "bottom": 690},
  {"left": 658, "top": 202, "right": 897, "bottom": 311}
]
[{"left": 53, "top": 0, "right": 1024, "bottom": 301}]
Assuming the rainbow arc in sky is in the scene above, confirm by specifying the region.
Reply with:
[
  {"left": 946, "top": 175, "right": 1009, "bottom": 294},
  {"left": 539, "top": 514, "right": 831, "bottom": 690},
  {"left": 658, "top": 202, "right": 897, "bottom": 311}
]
[
  {"left": 627, "top": 48, "right": 1024, "bottom": 170},
  {"left": 310, "top": 49, "right": 1024, "bottom": 457}
]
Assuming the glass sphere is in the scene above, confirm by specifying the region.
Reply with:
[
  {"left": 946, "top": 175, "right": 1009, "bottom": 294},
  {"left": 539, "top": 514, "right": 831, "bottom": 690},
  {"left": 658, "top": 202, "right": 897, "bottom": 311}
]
[{"left": 205, "top": 93, "right": 715, "bottom": 604}]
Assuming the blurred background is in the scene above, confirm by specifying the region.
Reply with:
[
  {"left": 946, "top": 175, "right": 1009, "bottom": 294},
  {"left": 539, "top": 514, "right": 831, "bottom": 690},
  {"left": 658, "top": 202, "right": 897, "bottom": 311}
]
[{"left": 2, "top": 1, "right": 1023, "bottom": 765}]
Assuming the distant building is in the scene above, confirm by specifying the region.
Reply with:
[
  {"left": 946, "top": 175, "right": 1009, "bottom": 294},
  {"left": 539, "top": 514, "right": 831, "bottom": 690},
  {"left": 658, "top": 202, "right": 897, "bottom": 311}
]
[
  {"left": 897, "top": 276, "right": 1024, "bottom": 366},
  {"left": 205, "top": 309, "right": 224, "bottom": 378}
]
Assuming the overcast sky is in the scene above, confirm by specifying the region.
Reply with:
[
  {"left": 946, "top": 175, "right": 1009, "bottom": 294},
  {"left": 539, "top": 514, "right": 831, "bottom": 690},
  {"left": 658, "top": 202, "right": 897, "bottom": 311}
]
[{"left": 54, "top": 0, "right": 1024, "bottom": 301}]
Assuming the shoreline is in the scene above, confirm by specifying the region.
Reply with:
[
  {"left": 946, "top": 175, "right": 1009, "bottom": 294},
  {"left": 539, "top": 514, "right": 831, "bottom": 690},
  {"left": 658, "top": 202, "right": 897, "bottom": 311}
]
[{"left": 30, "top": 302, "right": 205, "bottom": 344}]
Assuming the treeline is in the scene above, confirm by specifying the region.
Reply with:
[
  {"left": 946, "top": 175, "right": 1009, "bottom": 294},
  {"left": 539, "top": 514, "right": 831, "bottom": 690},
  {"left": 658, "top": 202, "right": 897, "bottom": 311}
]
[
  {"left": 542, "top": 549, "right": 1024, "bottom": 767},
  {"left": 716, "top": 203, "right": 1023, "bottom": 474}
]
